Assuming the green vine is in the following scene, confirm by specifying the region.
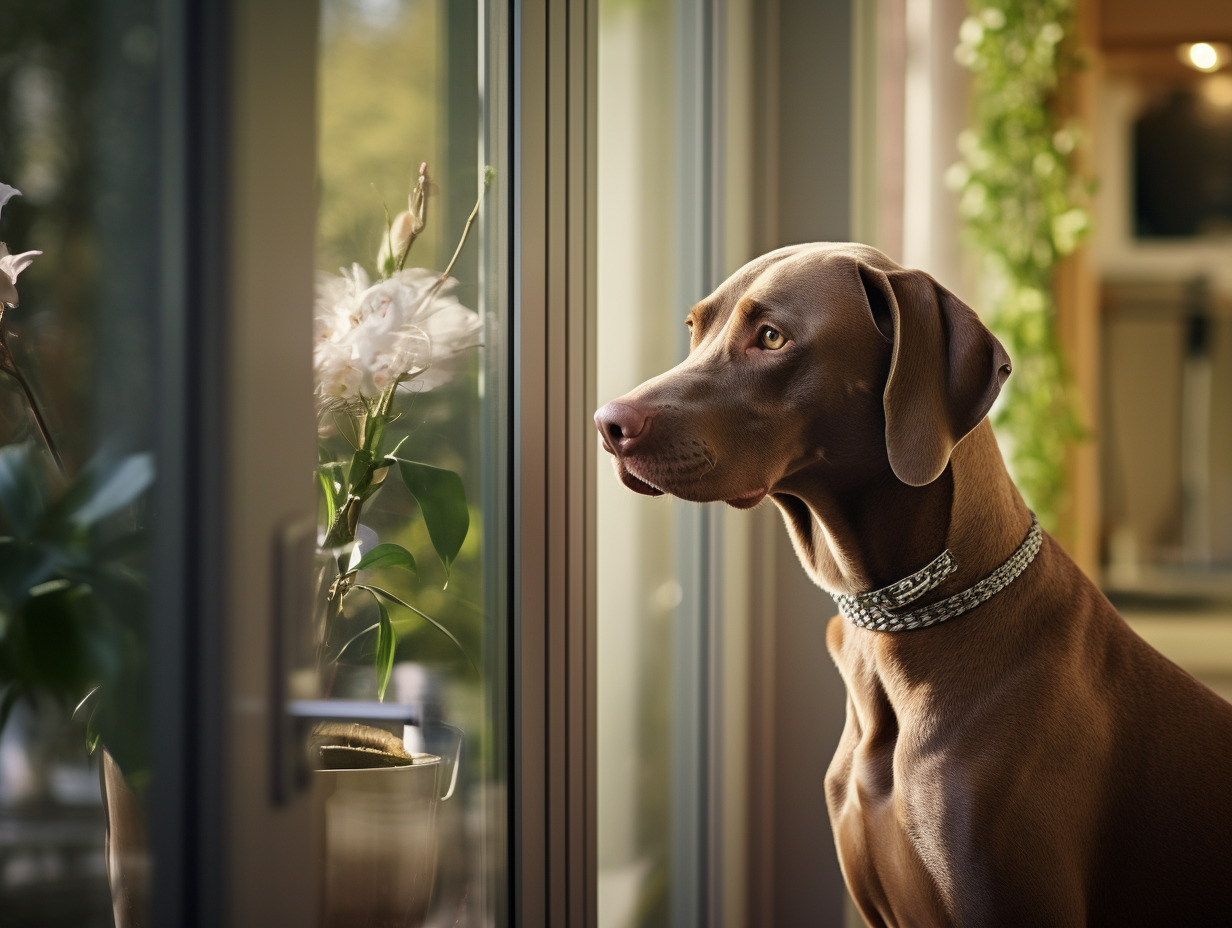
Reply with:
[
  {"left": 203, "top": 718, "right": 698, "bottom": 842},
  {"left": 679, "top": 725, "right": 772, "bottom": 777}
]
[{"left": 950, "top": 0, "right": 1093, "bottom": 528}]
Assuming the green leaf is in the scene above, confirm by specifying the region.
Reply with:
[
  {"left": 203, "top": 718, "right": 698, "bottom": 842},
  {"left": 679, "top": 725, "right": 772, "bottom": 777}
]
[
  {"left": 318, "top": 468, "right": 336, "bottom": 531},
  {"left": 45, "top": 452, "right": 154, "bottom": 533},
  {"left": 395, "top": 460, "right": 469, "bottom": 575},
  {"left": 326, "top": 620, "right": 379, "bottom": 664},
  {"left": 23, "top": 580, "right": 121, "bottom": 693},
  {"left": 347, "top": 448, "right": 375, "bottom": 497},
  {"left": 0, "top": 444, "right": 45, "bottom": 538},
  {"left": 356, "top": 583, "right": 475, "bottom": 675},
  {"left": 68, "top": 454, "right": 154, "bottom": 526},
  {"left": 375, "top": 597, "right": 395, "bottom": 702},
  {"left": 0, "top": 536, "right": 55, "bottom": 604},
  {"left": 351, "top": 542, "right": 416, "bottom": 575}
]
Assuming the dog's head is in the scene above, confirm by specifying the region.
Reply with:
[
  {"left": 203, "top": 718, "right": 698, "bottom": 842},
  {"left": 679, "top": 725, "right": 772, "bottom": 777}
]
[{"left": 594, "top": 243, "right": 1011, "bottom": 507}]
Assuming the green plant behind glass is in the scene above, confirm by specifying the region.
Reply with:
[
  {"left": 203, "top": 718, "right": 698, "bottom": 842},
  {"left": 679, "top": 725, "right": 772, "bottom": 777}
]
[
  {"left": 950, "top": 0, "right": 1094, "bottom": 528},
  {"left": 313, "top": 165, "right": 491, "bottom": 700},
  {"left": 0, "top": 180, "right": 155, "bottom": 790},
  {"left": 0, "top": 443, "right": 153, "bottom": 792}
]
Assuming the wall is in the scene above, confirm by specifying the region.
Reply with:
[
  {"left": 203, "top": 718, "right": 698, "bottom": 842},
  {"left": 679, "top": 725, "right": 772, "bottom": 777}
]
[{"left": 746, "top": 1, "right": 854, "bottom": 925}]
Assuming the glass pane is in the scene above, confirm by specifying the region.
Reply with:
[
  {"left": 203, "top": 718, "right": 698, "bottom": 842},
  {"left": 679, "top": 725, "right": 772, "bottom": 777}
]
[
  {"left": 310, "top": 1, "right": 506, "bottom": 925},
  {"left": 0, "top": 2, "right": 161, "bottom": 926},
  {"left": 1096, "top": 71, "right": 1232, "bottom": 781},
  {"left": 596, "top": 2, "right": 712, "bottom": 925}
]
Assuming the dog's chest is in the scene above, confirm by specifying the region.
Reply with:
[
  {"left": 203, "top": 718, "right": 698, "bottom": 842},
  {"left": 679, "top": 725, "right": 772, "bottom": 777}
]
[
  {"left": 823, "top": 693, "right": 958, "bottom": 927},
  {"left": 823, "top": 617, "right": 964, "bottom": 926}
]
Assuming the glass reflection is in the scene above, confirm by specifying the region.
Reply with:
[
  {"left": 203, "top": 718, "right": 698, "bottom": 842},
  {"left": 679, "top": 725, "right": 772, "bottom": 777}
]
[
  {"left": 0, "top": 1, "right": 161, "bottom": 925},
  {"left": 312, "top": 1, "right": 503, "bottom": 924}
]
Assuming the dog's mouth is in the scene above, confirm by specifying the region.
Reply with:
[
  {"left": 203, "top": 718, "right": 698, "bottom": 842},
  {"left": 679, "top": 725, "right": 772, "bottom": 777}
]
[
  {"left": 614, "top": 458, "right": 665, "bottom": 497},
  {"left": 615, "top": 457, "right": 769, "bottom": 507},
  {"left": 724, "top": 487, "right": 768, "bottom": 509}
]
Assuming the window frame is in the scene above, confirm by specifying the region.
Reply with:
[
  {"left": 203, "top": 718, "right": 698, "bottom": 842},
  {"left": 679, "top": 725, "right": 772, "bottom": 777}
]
[{"left": 147, "top": 0, "right": 601, "bottom": 925}]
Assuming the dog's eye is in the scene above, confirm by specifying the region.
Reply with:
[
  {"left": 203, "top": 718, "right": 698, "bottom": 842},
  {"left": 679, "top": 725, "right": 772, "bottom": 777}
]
[{"left": 758, "top": 325, "right": 786, "bottom": 350}]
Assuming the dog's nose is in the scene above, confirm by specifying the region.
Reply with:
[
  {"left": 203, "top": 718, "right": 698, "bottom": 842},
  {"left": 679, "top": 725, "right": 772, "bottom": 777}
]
[{"left": 594, "top": 401, "right": 650, "bottom": 455}]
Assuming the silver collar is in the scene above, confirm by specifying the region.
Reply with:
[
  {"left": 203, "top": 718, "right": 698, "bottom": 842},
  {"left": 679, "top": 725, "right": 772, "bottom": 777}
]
[{"left": 833, "top": 514, "right": 1042, "bottom": 632}]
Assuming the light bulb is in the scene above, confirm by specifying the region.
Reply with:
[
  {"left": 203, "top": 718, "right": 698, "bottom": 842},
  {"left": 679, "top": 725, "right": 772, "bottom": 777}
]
[{"left": 1188, "top": 42, "right": 1220, "bottom": 72}]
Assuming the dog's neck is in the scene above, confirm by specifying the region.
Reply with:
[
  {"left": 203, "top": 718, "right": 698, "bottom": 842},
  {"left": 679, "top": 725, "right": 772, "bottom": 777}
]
[{"left": 772, "top": 421, "right": 1032, "bottom": 602}]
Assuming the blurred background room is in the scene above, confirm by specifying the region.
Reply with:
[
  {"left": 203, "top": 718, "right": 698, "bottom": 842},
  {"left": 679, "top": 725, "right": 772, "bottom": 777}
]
[{"left": 0, "top": 1, "right": 1230, "bottom": 926}]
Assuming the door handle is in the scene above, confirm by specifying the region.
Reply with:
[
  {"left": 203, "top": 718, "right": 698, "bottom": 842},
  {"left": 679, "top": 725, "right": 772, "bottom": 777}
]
[{"left": 270, "top": 516, "right": 460, "bottom": 803}]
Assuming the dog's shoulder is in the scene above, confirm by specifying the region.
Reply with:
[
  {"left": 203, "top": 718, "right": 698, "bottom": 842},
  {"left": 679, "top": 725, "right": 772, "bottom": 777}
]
[{"left": 825, "top": 611, "right": 845, "bottom": 659}]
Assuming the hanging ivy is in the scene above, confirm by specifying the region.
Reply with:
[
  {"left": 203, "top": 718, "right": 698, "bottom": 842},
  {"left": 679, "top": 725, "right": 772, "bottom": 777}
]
[{"left": 949, "top": 0, "right": 1093, "bottom": 529}]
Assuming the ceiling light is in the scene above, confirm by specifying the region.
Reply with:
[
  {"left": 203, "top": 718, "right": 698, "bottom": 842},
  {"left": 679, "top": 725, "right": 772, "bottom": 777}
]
[{"left": 1181, "top": 42, "right": 1226, "bottom": 72}]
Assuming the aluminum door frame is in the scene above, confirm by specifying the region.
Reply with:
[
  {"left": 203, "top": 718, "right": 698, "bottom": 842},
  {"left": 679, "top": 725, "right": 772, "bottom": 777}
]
[{"left": 511, "top": 1, "right": 599, "bottom": 926}]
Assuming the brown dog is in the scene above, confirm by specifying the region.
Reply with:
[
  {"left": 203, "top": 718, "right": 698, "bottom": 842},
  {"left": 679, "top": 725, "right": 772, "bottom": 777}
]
[{"left": 595, "top": 243, "right": 1232, "bottom": 927}]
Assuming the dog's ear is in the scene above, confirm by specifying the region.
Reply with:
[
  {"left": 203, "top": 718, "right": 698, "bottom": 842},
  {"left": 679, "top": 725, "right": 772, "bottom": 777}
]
[{"left": 858, "top": 264, "right": 1011, "bottom": 486}]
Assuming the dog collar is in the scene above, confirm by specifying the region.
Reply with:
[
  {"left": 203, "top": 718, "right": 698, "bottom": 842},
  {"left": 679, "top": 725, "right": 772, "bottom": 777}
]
[{"left": 834, "top": 514, "right": 1042, "bottom": 632}]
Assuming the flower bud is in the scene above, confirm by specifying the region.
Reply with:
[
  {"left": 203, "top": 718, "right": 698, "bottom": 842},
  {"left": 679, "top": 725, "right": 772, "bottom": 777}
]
[
  {"left": 379, "top": 209, "right": 420, "bottom": 275},
  {"left": 377, "top": 164, "right": 430, "bottom": 275}
]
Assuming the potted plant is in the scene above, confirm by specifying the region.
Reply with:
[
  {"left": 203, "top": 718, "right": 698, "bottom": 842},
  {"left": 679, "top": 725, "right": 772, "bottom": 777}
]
[
  {"left": 0, "top": 182, "right": 155, "bottom": 927},
  {"left": 306, "top": 162, "right": 489, "bottom": 926},
  {"left": 0, "top": 164, "right": 487, "bottom": 925}
]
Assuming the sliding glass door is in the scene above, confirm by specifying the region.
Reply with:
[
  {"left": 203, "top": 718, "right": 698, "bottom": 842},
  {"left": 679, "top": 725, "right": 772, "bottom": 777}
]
[
  {"left": 204, "top": 1, "right": 517, "bottom": 924},
  {"left": 306, "top": 2, "right": 510, "bottom": 924},
  {"left": 1, "top": 1, "right": 599, "bottom": 925},
  {"left": 197, "top": 1, "right": 591, "bottom": 925},
  {"left": 0, "top": 3, "right": 162, "bottom": 924}
]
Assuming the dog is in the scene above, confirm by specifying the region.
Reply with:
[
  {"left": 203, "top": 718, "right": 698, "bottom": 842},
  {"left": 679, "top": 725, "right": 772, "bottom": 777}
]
[{"left": 595, "top": 243, "right": 1232, "bottom": 927}]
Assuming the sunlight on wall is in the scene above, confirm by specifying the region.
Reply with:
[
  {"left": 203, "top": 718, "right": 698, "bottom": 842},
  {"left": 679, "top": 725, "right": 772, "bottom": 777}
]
[{"left": 596, "top": 3, "right": 683, "bottom": 926}]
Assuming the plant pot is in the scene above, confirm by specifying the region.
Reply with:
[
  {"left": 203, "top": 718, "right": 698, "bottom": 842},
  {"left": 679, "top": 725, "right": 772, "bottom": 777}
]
[
  {"left": 312, "top": 723, "right": 460, "bottom": 928},
  {"left": 100, "top": 748, "right": 149, "bottom": 928},
  {"left": 99, "top": 724, "right": 459, "bottom": 928}
]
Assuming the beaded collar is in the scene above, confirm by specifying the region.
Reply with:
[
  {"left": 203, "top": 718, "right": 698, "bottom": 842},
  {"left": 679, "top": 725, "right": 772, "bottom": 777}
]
[{"left": 833, "top": 514, "right": 1042, "bottom": 632}]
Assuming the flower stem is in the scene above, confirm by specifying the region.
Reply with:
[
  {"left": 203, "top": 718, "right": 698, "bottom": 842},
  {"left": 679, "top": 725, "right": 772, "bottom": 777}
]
[
  {"left": 0, "top": 330, "right": 64, "bottom": 473},
  {"left": 430, "top": 169, "right": 492, "bottom": 298},
  {"left": 318, "top": 379, "right": 401, "bottom": 663}
]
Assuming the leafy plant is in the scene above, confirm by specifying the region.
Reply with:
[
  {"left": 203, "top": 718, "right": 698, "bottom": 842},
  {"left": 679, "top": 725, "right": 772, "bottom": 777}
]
[
  {"left": 0, "top": 180, "right": 155, "bottom": 790},
  {"left": 950, "top": 0, "right": 1093, "bottom": 527},
  {"left": 0, "top": 443, "right": 153, "bottom": 791},
  {"left": 313, "top": 164, "right": 488, "bottom": 699}
]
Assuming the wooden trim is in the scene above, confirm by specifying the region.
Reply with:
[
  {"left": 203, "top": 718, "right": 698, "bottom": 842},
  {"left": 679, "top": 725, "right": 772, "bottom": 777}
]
[
  {"left": 1054, "top": 0, "right": 1102, "bottom": 576},
  {"left": 512, "top": 1, "right": 597, "bottom": 924}
]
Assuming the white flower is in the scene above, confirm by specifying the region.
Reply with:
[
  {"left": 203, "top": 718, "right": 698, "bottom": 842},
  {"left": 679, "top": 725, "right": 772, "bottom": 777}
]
[
  {"left": 959, "top": 16, "right": 984, "bottom": 47},
  {"left": 0, "top": 184, "right": 41, "bottom": 309},
  {"left": 980, "top": 7, "right": 1006, "bottom": 30},
  {"left": 1051, "top": 208, "right": 1089, "bottom": 256},
  {"left": 967, "top": 144, "right": 994, "bottom": 173},
  {"left": 314, "top": 264, "right": 481, "bottom": 400},
  {"left": 0, "top": 183, "right": 20, "bottom": 217},
  {"left": 959, "top": 182, "right": 989, "bottom": 219},
  {"left": 1033, "top": 151, "right": 1057, "bottom": 178},
  {"left": 944, "top": 162, "right": 971, "bottom": 191},
  {"left": 0, "top": 243, "right": 40, "bottom": 308},
  {"left": 1039, "top": 22, "right": 1064, "bottom": 46},
  {"left": 1018, "top": 287, "right": 1046, "bottom": 313}
]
